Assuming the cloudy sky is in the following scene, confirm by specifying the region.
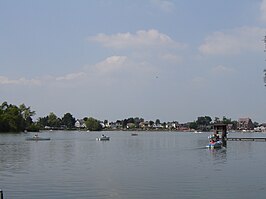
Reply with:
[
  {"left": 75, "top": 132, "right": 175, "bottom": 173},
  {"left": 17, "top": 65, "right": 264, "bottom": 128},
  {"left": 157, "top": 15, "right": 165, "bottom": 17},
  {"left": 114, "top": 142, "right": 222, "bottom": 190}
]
[{"left": 1, "top": 0, "right": 266, "bottom": 123}]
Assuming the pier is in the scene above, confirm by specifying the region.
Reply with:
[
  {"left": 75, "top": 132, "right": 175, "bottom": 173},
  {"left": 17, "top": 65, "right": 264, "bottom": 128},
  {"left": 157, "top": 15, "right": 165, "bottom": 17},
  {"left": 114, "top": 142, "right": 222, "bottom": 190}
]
[{"left": 226, "top": 137, "right": 266, "bottom": 142}]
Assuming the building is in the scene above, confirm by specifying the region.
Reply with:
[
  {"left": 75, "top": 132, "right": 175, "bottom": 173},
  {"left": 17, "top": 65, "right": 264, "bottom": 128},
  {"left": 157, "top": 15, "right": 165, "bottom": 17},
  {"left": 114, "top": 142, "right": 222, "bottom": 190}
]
[
  {"left": 75, "top": 119, "right": 86, "bottom": 129},
  {"left": 237, "top": 118, "right": 254, "bottom": 130}
]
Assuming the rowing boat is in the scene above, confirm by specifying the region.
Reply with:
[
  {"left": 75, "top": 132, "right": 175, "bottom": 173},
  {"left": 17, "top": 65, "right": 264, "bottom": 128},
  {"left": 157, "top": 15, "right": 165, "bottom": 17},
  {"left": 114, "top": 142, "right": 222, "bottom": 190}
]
[{"left": 26, "top": 136, "right": 51, "bottom": 141}]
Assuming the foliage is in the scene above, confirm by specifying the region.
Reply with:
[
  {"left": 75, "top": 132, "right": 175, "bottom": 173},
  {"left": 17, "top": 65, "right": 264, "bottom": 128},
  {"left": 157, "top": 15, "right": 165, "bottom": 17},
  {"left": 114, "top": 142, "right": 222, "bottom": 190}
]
[
  {"left": 155, "top": 119, "right": 161, "bottom": 125},
  {"left": 47, "top": 112, "right": 61, "bottom": 127},
  {"left": 61, "top": 113, "right": 76, "bottom": 129},
  {"left": 196, "top": 116, "right": 212, "bottom": 126},
  {"left": 0, "top": 102, "right": 37, "bottom": 132},
  {"left": 37, "top": 116, "right": 49, "bottom": 128},
  {"left": 189, "top": 121, "right": 198, "bottom": 130},
  {"left": 85, "top": 117, "right": 102, "bottom": 131}
]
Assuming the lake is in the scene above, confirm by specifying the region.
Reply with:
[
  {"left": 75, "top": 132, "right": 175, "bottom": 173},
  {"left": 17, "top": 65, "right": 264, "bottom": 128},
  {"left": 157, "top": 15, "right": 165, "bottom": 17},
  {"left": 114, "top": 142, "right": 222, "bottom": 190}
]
[{"left": 1, "top": 131, "right": 266, "bottom": 199}]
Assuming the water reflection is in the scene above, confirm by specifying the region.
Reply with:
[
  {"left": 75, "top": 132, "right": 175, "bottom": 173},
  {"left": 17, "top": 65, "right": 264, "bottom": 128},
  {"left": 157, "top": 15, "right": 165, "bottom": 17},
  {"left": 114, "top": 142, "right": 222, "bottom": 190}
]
[
  {"left": 208, "top": 147, "right": 227, "bottom": 165},
  {"left": 0, "top": 138, "right": 31, "bottom": 175}
]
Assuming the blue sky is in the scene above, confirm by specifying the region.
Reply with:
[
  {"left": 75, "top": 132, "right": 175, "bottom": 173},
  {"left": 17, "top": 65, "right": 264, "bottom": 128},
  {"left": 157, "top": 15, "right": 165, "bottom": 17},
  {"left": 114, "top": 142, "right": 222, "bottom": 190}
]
[{"left": 1, "top": 0, "right": 266, "bottom": 123}]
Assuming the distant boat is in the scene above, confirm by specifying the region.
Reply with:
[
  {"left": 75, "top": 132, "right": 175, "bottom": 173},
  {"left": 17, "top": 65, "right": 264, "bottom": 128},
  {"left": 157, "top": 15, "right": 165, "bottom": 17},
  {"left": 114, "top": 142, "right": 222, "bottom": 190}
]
[
  {"left": 131, "top": 133, "right": 138, "bottom": 136},
  {"left": 26, "top": 134, "right": 51, "bottom": 141},
  {"left": 194, "top": 131, "right": 202, "bottom": 134},
  {"left": 96, "top": 135, "right": 110, "bottom": 141}
]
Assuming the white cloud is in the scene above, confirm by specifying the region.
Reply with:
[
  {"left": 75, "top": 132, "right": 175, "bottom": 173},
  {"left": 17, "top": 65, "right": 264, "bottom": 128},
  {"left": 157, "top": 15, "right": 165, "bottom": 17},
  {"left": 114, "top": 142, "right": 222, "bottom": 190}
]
[
  {"left": 260, "top": 0, "right": 266, "bottom": 22},
  {"left": 56, "top": 72, "right": 86, "bottom": 81},
  {"left": 150, "top": 0, "right": 175, "bottom": 12},
  {"left": 211, "top": 65, "right": 235, "bottom": 75},
  {"left": 0, "top": 76, "right": 41, "bottom": 85},
  {"left": 89, "top": 29, "right": 184, "bottom": 49},
  {"left": 199, "top": 27, "right": 266, "bottom": 55},
  {"left": 93, "top": 56, "right": 128, "bottom": 74}
]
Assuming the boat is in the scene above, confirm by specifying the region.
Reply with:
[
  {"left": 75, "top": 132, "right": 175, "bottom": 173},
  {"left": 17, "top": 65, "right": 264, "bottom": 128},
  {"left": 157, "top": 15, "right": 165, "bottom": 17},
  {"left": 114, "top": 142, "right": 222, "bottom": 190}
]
[
  {"left": 26, "top": 135, "right": 51, "bottom": 141},
  {"left": 131, "top": 133, "right": 138, "bottom": 136},
  {"left": 206, "top": 133, "right": 222, "bottom": 148},
  {"left": 96, "top": 135, "right": 110, "bottom": 141},
  {"left": 206, "top": 140, "right": 222, "bottom": 149}
]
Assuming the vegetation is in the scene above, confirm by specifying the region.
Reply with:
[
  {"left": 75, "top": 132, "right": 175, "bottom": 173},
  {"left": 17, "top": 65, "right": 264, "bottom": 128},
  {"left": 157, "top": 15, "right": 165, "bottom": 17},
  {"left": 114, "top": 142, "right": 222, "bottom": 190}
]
[
  {"left": 37, "top": 112, "right": 75, "bottom": 130},
  {"left": 84, "top": 117, "right": 102, "bottom": 131},
  {"left": 0, "top": 101, "right": 258, "bottom": 133},
  {"left": 0, "top": 102, "right": 38, "bottom": 132}
]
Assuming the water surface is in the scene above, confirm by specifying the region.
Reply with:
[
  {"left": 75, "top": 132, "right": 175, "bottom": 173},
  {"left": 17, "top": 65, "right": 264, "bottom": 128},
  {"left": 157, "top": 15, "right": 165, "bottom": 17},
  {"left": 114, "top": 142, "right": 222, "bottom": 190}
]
[{"left": 1, "top": 131, "right": 266, "bottom": 199}]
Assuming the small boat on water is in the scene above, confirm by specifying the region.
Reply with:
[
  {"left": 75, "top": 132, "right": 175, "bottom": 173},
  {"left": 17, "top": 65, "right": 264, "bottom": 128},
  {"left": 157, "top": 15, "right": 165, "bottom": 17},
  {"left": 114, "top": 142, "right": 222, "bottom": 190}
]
[
  {"left": 206, "top": 133, "right": 222, "bottom": 149},
  {"left": 96, "top": 135, "right": 110, "bottom": 141},
  {"left": 131, "top": 133, "right": 138, "bottom": 136},
  {"left": 206, "top": 140, "right": 222, "bottom": 149},
  {"left": 26, "top": 134, "right": 51, "bottom": 141}
]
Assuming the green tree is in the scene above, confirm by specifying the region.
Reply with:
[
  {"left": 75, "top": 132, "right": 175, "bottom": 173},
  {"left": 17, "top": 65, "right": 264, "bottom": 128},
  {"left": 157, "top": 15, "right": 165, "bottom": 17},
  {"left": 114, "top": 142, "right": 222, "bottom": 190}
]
[
  {"left": 189, "top": 121, "right": 198, "bottom": 130},
  {"left": 149, "top": 120, "right": 154, "bottom": 127},
  {"left": 47, "top": 112, "right": 60, "bottom": 128},
  {"left": 155, "top": 119, "right": 161, "bottom": 125},
  {"left": 37, "top": 116, "right": 49, "bottom": 129},
  {"left": 0, "top": 103, "right": 24, "bottom": 132},
  {"left": 196, "top": 116, "right": 212, "bottom": 131},
  {"left": 85, "top": 117, "right": 102, "bottom": 131},
  {"left": 197, "top": 116, "right": 212, "bottom": 126},
  {"left": 214, "top": 117, "right": 220, "bottom": 123},
  {"left": 222, "top": 116, "right": 232, "bottom": 124},
  {"left": 19, "top": 104, "right": 36, "bottom": 130},
  {"left": 61, "top": 113, "right": 75, "bottom": 129}
]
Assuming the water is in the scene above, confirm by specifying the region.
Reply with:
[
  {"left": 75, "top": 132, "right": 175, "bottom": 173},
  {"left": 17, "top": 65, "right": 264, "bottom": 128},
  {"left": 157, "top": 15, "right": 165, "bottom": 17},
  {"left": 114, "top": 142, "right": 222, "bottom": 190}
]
[{"left": 1, "top": 131, "right": 266, "bottom": 199}]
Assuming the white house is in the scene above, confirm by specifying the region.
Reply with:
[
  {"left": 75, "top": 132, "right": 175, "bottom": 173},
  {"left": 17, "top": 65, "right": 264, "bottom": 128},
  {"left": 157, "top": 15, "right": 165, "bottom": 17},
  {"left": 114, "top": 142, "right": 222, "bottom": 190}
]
[{"left": 75, "top": 119, "right": 86, "bottom": 128}]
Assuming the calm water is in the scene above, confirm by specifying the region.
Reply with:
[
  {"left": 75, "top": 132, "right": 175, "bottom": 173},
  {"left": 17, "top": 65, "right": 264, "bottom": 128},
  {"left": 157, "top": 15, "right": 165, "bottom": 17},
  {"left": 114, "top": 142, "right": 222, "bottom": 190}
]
[{"left": 1, "top": 131, "right": 266, "bottom": 199}]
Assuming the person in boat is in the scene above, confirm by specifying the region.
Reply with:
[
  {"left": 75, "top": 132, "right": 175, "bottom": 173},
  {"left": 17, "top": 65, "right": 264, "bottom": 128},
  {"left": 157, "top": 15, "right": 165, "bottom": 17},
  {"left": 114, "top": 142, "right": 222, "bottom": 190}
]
[
  {"left": 214, "top": 131, "right": 219, "bottom": 141},
  {"left": 209, "top": 138, "right": 215, "bottom": 144},
  {"left": 101, "top": 134, "right": 105, "bottom": 138}
]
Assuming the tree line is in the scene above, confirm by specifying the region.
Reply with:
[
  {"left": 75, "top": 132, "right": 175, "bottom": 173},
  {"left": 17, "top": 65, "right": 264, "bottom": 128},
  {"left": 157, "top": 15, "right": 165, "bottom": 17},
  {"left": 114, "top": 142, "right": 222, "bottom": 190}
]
[
  {"left": 1, "top": 101, "right": 255, "bottom": 133},
  {"left": 0, "top": 101, "right": 102, "bottom": 132}
]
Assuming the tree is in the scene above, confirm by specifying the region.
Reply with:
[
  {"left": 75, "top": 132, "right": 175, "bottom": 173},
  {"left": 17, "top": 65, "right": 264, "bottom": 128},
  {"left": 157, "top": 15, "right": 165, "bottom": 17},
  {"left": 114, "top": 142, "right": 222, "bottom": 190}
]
[
  {"left": 47, "top": 112, "right": 60, "bottom": 128},
  {"left": 189, "top": 121, "right": 198, "bottom": 130},
  {"left": 134, "top": 117, "right": 142, "bottom": 128},
  {"left": 222, "top": 116, "right": 232, "bottom": 124},
  {"left": 37, "top": 116, "right": 49, "bottom": 128},
  {"left": 214, "top": 117, "right": 220, "bottom": 123},
  {"left": 197, "top": 116, "right": 212, "bottom": 126},
  {"left": 196, "top": 116, "right": 212, "bottom": 131},
  {"left": 19, "top": 104, "right": 36, "bottom": 130},
  {"left": 85, "top": 117, "right": 102, "bottom": 131},
  {"left": 61, "top": 113, "right": 75, "bottom": 129},
  {"left": 149, "top": 120, "right": 154, "bottom": 127},
  {"left": 0, "top": 103, "right": 24, "bottom": 132},
  {"left": 155, "top": 119, "right": 161, "bottom": 125}
]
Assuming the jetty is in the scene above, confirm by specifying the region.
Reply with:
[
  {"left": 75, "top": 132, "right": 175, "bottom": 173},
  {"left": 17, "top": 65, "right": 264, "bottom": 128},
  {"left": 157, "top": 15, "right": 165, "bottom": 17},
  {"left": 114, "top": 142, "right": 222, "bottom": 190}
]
[
  {"left": 213, "top": 123, "right": 266, "bottom": 143},
  {"left": 226, "top": 137, "right": 266, "bottom": 142}
]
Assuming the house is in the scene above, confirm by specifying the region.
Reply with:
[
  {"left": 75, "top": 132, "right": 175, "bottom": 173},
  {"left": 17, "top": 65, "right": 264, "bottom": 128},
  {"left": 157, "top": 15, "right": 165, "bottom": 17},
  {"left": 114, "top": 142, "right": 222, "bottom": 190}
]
[
  {"left": 127, "top": 123, "right": 136, "bottom": 129},
  {"left": 109, "top": 121, "right": 122, "bottom": 129},
  {"left": 166, "top": 121, "right": 179, "bottom": 129},
  {"left": 139, "top": 121, "right": 150, "bottom": 129},
  {"left": 237, "top": 118, "right": 254, "bottom": 130},
  {"left": 75, "top": 119, "right": 86, "bottom": 129}
]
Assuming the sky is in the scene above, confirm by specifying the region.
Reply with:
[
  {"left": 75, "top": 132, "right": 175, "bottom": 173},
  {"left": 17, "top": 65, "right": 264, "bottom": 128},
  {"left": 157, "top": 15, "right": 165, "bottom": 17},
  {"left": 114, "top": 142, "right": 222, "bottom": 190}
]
[{"left": 1, "top": 0, "right": 266, "bottom": 123}]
